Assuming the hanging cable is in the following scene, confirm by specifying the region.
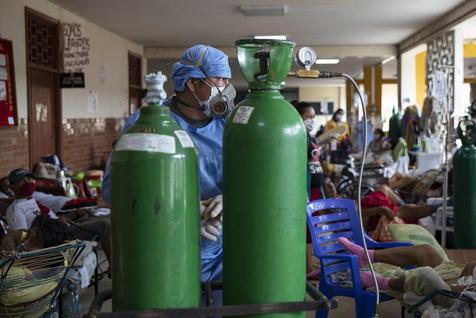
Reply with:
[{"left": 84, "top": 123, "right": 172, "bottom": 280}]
[
  {"left": 305, "top": 70, "right": 381, "bottom": 315},
  {"left": 341, "top": 73, "right": 381, "bottom": 317}
]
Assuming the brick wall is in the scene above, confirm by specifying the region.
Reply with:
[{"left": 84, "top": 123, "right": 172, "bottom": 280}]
[
  {"left": 61, "top": 118, "right": 123, "bottom": 172},
  {"left": 0, "top": 117, "right": 123, "bottom": 177},
  {"left": 0, "top": 118, "right": 29, "bottom": 177}
]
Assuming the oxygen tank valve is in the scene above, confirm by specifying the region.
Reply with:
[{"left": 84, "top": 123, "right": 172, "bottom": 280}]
[
  {"left": 144, "top": 72, "right": 167, "bottom": 105},
  {"left": 457, "top": 116, "right": 476, "bottom": 146},
  {"left": 254, "top": 47, "right": 270, "bottom": 81}
]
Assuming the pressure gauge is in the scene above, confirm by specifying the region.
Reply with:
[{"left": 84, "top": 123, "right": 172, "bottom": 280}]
[{"left": 295, "top": 47, "right": 317, "bottom": 70}]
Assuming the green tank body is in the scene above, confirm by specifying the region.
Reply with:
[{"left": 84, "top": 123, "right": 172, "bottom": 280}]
[
  {"left": 111, "top": 104, "right": 200, "bottom": 311},
  {"left": 223, "top": 39, "right": 307, "bottom": 318},
  {"left": 454, "top": 118, "right": 476, "bottom": 248}
]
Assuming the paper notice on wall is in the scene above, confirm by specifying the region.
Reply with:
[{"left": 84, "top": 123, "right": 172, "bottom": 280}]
[
  {"left": 88, "top": 90, "right": 98, "bottom": 113},
  {"left": 35, "top": 103, "right": 47, "bottom": 122},
  {"left": 115, "top": 133, "right": 176, "bottom": 154},
  {"left": 0, "top": 54, "right": 6, "bottom": 66},
  {"left": 0, "top": 81, "right": 6, "bottom": 101},
  {"left": 0, "top": 67, "right": 7, "bottom": 81}
]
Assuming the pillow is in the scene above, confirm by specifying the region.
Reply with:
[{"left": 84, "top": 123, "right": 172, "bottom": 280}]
[{"left": 388, "top": 223, "right": 448, "bottom": 261}]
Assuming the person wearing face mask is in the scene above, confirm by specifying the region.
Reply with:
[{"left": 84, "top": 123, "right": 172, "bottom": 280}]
[
  {"left": 325, "top": 108, "right": 350, "bottom": 143},
  {"left": 324, "top": 108, "right": 352, "bottom": 166},
  {"left": 292, "top": 101, "right": 327, "bottom": 280},
  {"left": 102, "top": 45, "right": 233, "bottom": 282},
  {"left": 369, "top": 128, "right": 392, "bottom": 154},
  {"left": 5, "top": 169, "right": 58, "bottom": 233},
  {"left": 291, "top": 101, "right": 325, "bottom": 192},
  {"left": 3, "top": 168, "right": 113, "bottom": 265},
  {"left": 366, "top": 128, "right": 394, "bottom": 166}
]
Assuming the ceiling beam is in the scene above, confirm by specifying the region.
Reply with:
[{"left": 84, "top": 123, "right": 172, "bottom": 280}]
[
  {"left": 398, "top": 0, "right": 476, "bottom": 53},
  {"left": 144, "top": 45, "right": 397, "bottom": 60}
]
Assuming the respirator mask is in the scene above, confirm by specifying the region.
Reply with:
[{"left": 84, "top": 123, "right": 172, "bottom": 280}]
[
  {"left": 206, "top": 84, "right": 236, "bottom": 117},
  {"left": 196, "top": 79, "right": 236, "bottom": 118}
]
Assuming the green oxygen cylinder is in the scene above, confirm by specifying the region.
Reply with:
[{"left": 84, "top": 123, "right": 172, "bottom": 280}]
[
  {"left": 223, "top": 40, "right": 307, "bottom": 318},
  {"left": 454, "top": 116, "right": 476, "bottom": 248},
  {"left": 111, "top": 73, "right": 200, "bottom": 311}
]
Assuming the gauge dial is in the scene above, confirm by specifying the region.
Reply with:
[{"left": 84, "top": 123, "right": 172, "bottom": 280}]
[{"left": 295, "top": 47, "right": 317, "bottom": 69}]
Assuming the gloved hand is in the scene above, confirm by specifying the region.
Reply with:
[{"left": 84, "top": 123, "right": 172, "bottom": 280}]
[
  {"left": 200, "top": 194, "right": 223, "bottom": 219},
  {"left": 199, "top": 195, "right": 223, "bottom": 242},
  {"left": 200, "top": 218, "right": 222, "bottom": 242}
]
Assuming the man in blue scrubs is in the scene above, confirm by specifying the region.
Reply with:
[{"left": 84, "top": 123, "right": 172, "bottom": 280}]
[{"left": 103, "top": 45, "right": 232, "bottom": 282}]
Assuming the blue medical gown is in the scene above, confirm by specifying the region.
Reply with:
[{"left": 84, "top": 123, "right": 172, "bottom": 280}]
[{"left": 102, "top": 104, "right": 224, "bottom": 281}]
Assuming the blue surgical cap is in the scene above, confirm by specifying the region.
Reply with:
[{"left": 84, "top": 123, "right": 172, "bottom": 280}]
[{"left": 171, "top": 45, "right": 231, "bottom": 92}]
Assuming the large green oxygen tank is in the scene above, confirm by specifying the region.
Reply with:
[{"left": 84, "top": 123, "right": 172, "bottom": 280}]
[
  {"left": 223, "top": 40, "right": 307, "bottom": 318},
  {"left": 111, "top": 73, "right": 200, "bottom": 311},
  {"left": 454, "top": 116, "right": 476, "bottom": 248}
]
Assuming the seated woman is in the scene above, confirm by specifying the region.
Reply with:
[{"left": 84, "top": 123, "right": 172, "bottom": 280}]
[
  {"left": 368, "top": 129, "right": 392, "bottom": 154},
  {"left": 337, "top": 237, "right": 475, "bottom": 308},
  {"left": 325, "top": 108, "right": 353, "bottom": 165},
  {"left": 366, "top": 128, "right": 394, "bottom": 165}
]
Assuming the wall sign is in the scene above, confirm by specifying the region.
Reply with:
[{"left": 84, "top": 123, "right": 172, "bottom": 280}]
[
  {"left": 60, "top": 72, "right": 85, "bottom": 88},
  {"left": 62, "top": 23, "right": 90, "bottom": 73},
  {"left": 0, "top": 38, "right": 18, "bottom": 127},
  {"left": 426, "top": 31, "right": 455, "bottom": 113}
]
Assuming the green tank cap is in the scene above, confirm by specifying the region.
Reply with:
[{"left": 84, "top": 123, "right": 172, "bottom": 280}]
[{"left": 235, "top": 39, "right": 295, "bottom": 90}]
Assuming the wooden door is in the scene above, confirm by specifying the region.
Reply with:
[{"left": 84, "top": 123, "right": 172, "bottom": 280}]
[
  {"left": 128, "top": 53, "right": 142, "bottom": 114},
  {"left": 25, "top": 8, "right": 61, "bottom": 169},
  {"left": 28, "top": 68, "right": 58, "bottom": 166}
]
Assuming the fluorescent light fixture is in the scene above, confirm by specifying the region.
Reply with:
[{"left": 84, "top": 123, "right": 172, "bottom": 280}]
[
  {"left": 381, "top": 56, "right": 395, "bottom": 65},
  {"left": 254, "top": 35, "right": 287, "bottom": 40},
  {"left": 241, "top": 5, "right": 287, "bottom": 17},
  {"left": 315, "top": 59, "right": 340, "bottom": 65}
]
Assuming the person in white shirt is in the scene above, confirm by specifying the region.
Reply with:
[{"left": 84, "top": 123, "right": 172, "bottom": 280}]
[
  {"left": 5, "top": 169, "right": 57, "bottom": 231},
  {"left": 2, "top": 169, "right": 112, "bottom": 265},
  {"left": 1, "top": 175, "right": 93, "bottom": 225},
  {"left": 32, "top": 191, "right": 69, "bottom": 213}
]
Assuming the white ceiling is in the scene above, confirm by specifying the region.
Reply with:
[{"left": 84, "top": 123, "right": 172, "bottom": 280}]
[
  {"left": 50, "top": 0, "right": 465, "bottom": 47},
  {"left": 49, "top": 0, "right": 468, "bottom": 88}
]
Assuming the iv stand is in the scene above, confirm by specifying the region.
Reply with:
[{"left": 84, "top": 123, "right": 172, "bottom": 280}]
[{"left": 441, "top": 112, "right": 450, "bottom": 248}]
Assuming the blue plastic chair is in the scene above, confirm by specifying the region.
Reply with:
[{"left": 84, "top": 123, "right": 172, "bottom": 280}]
[{"left": 306, "top": 198, "right": 413, "bottom": 318}]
